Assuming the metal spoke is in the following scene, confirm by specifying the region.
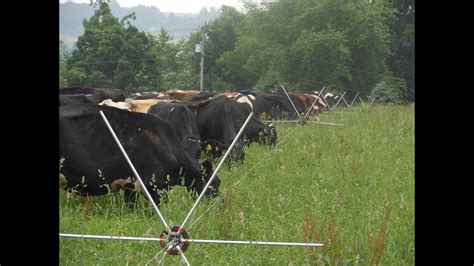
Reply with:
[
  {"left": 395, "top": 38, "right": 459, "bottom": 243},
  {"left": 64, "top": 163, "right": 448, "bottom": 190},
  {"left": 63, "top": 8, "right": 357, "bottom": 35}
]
[
  {"left": 186, "top": 239, "right": 323, "bottom": 247},
  {"left": 281, "top": 85, "right": 303, "bottom": 121},
  {"left": 99, "top": 110, "right": 170, "bottom": 232},
  {"left": 187, "top": 198, "right": 220, "bottom": 230},
  {"left": 262, "top": 120, "right": 343, "bottom": 126},
  {"left": 319, "top": 92, "right": 332, "bottom": 111},
  {"left": 303, "top": 86, "right": 326, "bottom": 120},
  {"left": 62, "top": 109, "right": 327, "bottom": 266},
  {"left": 305, "top": 121, "right": 344, "bottom": 126},
  {"left": 158, "top": 251, "right": 168, "bottom": 265},
  {"left": 179, "top": 112, "right": 254, "bottom": 230},
  {"left": 60, "top": 233, "right": 163, "bottom": 242},
  {"left": 370, "top": 97, "right": 376, "bottom": 105},
  {"left": 231, "top": 121, "right": 300, "bottom": 189},
  {"left": 332, "top": 111, "right": 356, "bottom": 115},
  {"left": 332, "top": 91, "right": 347, "bottom": 110},
  {"left": 176, "top": 246, "right": 190, "bottom": 266},
  {"left": 349, "top": 92, "right": 360, "bottom": 106},
  {"left": 145, "top": 244, "right": 172, "bottom": 266},
  {"left": 342, "top": 93, "right": 350, "bottom": 106}
]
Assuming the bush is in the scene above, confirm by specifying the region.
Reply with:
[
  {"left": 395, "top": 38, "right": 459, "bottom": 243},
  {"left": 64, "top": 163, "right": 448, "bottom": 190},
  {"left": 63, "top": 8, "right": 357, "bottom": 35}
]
[{"left": 369, "top": 77, "right": 408, "bottom": 104}]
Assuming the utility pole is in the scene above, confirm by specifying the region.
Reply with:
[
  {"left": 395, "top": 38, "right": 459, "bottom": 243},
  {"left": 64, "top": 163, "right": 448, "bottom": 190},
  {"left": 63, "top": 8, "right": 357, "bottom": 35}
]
[{"left": 199, "top": 31, "right": 205, "bottom": 92}]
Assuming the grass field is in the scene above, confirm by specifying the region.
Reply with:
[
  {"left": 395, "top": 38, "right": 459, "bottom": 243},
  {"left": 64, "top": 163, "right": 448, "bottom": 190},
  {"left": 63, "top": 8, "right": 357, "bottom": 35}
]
[{"left": 60, "top": 104, "right": 414, "bottom": 265}]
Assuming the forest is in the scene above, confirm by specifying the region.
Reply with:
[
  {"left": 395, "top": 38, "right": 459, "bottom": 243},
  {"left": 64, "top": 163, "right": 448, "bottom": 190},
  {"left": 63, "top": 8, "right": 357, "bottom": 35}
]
[{"left": 60, "top": 0, "right": 414, "bottom": 103}]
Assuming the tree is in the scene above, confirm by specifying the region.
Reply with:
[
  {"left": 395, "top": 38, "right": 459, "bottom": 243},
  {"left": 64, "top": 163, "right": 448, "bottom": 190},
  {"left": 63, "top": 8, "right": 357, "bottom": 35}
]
[
  {"left": 287, "top": 29, "right": 351, "bottom": 90},
  {"left": 59, "top": 40, "right": 69, "bottom": 88},
  {"left": 386, "top": 0, "right": 414, "bottom": 101},
  {"left": 65, "top": 2, "right": 170, "bottom": 92}
]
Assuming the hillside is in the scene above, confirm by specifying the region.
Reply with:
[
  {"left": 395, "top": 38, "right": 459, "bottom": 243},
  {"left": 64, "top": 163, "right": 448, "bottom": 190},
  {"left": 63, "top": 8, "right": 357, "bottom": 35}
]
[{"left": 60, "top": 0, "right": 221, "bottom": 43}]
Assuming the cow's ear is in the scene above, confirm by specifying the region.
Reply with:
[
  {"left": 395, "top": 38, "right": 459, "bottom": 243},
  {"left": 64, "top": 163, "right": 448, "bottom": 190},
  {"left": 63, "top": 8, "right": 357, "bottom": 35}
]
[{"left": 201, "top": 160, "right": 213, "bottom": 174}]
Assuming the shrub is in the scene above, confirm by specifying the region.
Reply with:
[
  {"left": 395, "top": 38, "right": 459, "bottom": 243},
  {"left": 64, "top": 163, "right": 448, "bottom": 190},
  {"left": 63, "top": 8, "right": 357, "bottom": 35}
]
[{"left": 369, "top": 77, "right": 408, "bottom": 104}]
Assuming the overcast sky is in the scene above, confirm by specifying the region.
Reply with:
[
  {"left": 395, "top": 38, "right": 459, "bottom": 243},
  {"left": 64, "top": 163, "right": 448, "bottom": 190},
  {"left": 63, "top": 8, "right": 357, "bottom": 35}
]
[{"left": 60, "top": 0, "right": 245, "bottom": 13}]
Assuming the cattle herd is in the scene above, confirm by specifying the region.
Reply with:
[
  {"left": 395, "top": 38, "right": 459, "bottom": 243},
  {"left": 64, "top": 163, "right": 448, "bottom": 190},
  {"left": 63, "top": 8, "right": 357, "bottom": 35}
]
[{"left": 59, "top": 87, "right": 349, "bottom": 207}]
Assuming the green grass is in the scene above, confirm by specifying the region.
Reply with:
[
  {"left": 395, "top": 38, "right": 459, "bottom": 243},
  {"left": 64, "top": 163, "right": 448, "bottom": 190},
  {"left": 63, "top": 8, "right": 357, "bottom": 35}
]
[{"left": 60, "top": 104, "right": 414, "bottom": 265}]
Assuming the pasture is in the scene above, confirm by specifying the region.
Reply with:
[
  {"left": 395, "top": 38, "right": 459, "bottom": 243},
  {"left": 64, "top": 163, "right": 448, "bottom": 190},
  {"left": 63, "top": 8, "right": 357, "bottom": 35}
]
[{"left": 60, "top": 104, "right": 414, "bottom": 265}]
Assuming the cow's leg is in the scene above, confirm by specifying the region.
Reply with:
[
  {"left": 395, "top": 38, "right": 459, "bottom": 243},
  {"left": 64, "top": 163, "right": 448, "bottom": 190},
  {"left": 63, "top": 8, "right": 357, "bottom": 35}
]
[
  {"left": 124, "top": 189, "right": 139, "bottom": 209},
  {"left": 141, "top": 185, "right": 162, "bottom": 207},
  {"left": 84, "top": 194, "right": 93, "bottom": 218}
]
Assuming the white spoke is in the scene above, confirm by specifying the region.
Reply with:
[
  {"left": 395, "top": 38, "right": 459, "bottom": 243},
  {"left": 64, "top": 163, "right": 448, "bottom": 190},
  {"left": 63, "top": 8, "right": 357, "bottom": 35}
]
[
  {"left": 342, "top": 93, "right": 350, "bottom": 106},
  {"left": 303, "top": 86, "right": 326, "bottom": 120},
  {"left": 332, "top": 91, "right": 347, "bottom": 109},
  {"left": 187, "top": 239, "right": 323, "bottom": 247},
  {"left": 99, "top": 110, "right": 170, "bottom": 232},
  {"left": 176, "top": 246, "right": 190, "bottom": 266},
  {"left": 145, "top": 244, "right": 172, "bottom": 266},
  {"left": 261, "top": 120, "right": 343, "bottom": 126},
  {"left": 370, "top": 97, "right": 376, "bottom": 105},
  {"left": 179, "top": 112, "right": 254, "bottom": 230},
  {"left": 187, "top": 198, "right": 220, "bottom": 230},
  {"left": 305, "top": 121, "right": 344, "bottom": 126},
  {"left": 281, "top": 85, "right": 303, "bottom": 120},
  {"left": 60, "top": 233, "right": 163, "bottom": 242},
  {"left": 158, "top": 251, "right": 168, "bottom": 265},
  {"left": 349, "top": 92, "right": 360, "bottom": 106},
  {"left": 320, "top": 93, "right": 332, "bottom": 111}
]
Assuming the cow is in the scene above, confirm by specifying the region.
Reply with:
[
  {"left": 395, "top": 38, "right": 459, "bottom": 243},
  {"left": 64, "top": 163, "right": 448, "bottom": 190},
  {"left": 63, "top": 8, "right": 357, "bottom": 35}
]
[
  {"left": 99, "top": 99, "right": 131, "bottom": 111},
  {"left": 147, "top": 102, "right": 202, "bottom": 159},
  {"left": 60, "top": 87, "right": 125, "bottom": 102},
  {"left": 59, "top": 94, "right": 99, "bottom": 106},
  {"left": 125, "top": 99, "right": 161, "bottom": 113},
  {"left": 254, "top": 92, "right": 305, "bottom": 120},
  {"left": 290, "top": 92, "right": 328, "bottom": 118},
  {"left": 166, "top": 90, "right": 216, "bottom": 102},
  {"left": 59, "top": 104, "right": 220, "bottom": 207},
  {"left": 189, "top": 96, "right": 277, "bottom": 164}
]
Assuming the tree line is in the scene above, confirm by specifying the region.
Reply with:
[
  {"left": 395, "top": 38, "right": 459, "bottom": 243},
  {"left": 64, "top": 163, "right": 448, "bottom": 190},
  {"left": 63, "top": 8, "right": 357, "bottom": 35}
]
[{"left": 60, "top": 0, "right": 414, "bottom": 103}]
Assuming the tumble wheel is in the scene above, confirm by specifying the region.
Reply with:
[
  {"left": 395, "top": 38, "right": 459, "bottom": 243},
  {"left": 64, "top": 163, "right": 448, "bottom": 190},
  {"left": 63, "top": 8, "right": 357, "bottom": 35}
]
[{"left": 159, "top": 226, "right": 190, "bottom": 255}]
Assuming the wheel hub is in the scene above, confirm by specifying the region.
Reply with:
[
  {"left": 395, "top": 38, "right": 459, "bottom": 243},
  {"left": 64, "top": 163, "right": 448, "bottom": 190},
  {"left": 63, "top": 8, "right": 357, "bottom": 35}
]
[{"left": 159, "top": 225, "right": 190, "bottom": 255}]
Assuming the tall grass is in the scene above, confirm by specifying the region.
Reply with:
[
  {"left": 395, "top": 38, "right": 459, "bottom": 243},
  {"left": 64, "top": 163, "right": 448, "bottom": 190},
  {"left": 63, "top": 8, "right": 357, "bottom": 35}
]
[{"left": 60, "top": 104, "right": 414, "bottom": 265}]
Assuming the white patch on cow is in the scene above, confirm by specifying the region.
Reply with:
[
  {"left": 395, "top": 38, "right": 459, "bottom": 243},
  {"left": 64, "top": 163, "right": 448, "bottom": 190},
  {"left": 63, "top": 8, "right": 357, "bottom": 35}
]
[
  {"left": 237, "top": 96, "right": 253, "bottom": 111},
  {"left": 59, "top": 173, "right": 68, "bottom": 189},
  {"left": 99, "top": 99, "right": 131, "bottom": 111},
  {"left": 110, "top": 178, "right": 131, "bottom": 192},
  {"left": 325, "top": 93, "right": 334, "bottom": 98},
  {"left": 59, "top": 157, "right": 65, "bottom": 171},
  {"left": 133, "top": 180, "right": 143, "bottom": 193},
  {"left": 248, "top": 94, "right": 256, "bottom": 101}
]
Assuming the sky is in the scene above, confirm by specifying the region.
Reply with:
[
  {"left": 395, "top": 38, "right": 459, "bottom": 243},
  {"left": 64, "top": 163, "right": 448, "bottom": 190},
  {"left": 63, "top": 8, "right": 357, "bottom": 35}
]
[{"left": 59, "top": 0, "right": 245, "bottom": 13}]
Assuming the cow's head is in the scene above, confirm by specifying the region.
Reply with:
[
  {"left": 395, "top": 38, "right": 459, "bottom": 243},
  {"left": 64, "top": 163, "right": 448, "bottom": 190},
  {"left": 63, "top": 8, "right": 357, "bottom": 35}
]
[
  {"left": 201, "top": 138, "right": 247, "bottom": 165},
  {"left": 184, "top": 135, "right": 202, "bottom": 159},
  {"left": 230, "top": 136, "right": 248, "bottom": 163},
  {"left": 201, "top": 139, "right": 227, "bottom": 159}
]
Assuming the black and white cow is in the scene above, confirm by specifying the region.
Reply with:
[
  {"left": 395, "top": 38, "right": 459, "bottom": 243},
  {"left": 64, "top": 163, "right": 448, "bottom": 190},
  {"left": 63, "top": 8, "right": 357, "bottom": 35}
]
[{"left": 59, "top": 104, "right": 220, "bottom": 207}]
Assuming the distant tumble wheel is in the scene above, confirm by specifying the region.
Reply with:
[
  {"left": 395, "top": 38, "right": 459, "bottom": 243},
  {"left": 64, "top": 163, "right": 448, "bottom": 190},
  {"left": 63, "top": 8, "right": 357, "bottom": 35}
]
[{"left": 159, "top": 225, "right": 190, "bottom": 255}]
